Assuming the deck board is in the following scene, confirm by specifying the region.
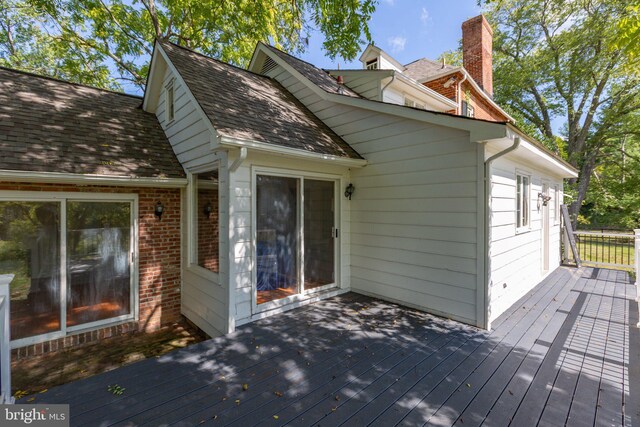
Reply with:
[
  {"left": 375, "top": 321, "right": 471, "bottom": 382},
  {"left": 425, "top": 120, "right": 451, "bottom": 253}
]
[{"left": 19, "top": 266, "right": 639, "bottom": 426}]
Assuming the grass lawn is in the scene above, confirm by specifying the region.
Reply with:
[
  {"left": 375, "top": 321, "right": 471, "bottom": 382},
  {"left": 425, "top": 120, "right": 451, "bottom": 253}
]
[{"left": 573, "top": 232, "right": 636, "bottom": 276}]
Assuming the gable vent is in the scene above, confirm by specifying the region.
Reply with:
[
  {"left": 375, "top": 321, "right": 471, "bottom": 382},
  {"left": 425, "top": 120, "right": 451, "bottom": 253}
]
[{"left": 260, "top": 57, "right": 278, "bottom": 75}]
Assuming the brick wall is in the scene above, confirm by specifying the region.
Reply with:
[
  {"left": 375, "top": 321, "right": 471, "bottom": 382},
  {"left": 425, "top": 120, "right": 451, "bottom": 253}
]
[
  {"left": 461, "top": 82, "right": 508, "bottom": 122},
  {"left": 197, "top": 187, "right": 219, "bottom": 272},
  {"left": 424, "top": 73, "right": 460, "bottom": 101},
  {"left": 462, "top": 15, "right": 494, "bottom": 97},
  {"left": 0, "top": 182, "right": 183, "bottom": 359}
]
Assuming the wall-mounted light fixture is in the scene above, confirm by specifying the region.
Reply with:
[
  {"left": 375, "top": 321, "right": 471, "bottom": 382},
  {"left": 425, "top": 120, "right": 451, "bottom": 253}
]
[
  {"left": 537, "top": 192, "right": 552, "bottom": 210},
  {"left": 203, "top": 202, "right": 213, "bottom": 218},
  {"left": 344, "top": 183, "right": 355, "bottom": 200},
  {"left": 154, "top": 201, "right": 164, "bottom": 220}
]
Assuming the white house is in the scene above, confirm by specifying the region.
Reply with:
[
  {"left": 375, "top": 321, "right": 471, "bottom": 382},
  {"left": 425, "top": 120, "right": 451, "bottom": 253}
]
[{"left": 0, "top": 15, "right": 577, "bottom": 358}]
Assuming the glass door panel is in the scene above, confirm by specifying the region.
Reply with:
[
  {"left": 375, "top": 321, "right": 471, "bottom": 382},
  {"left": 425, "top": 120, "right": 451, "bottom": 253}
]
[
  {"left": 0, "top": 202, "right": 61, "bottom": 339},
  {"left": 66, "top": 201, "right": 131, "bottom": 326},
  {"left": 256, "top": 175, "right": 299, "bottom": 305},
  {"left": 304, "top": 180, "right": 335, "bottom": 290}
]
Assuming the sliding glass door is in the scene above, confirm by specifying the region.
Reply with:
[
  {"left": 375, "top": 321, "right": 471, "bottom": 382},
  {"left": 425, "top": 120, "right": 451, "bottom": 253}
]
[
  {"left": 304, "top": 179, "right": 335, "bottom": 290},
  {"left": 0, "top": 195, "right": 135, "bottom": 345},
  {"left": 255, "top": 173, "right": 337, "bottom": 309}
]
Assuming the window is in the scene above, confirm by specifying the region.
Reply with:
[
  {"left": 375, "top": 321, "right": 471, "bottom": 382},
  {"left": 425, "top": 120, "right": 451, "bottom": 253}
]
[
  {"left": 0, "top": 194, "right": 135, "bottom": 344},
  {"left": 461, "top": 100, "right": 475, "bottom": 117},
  {"left": 554, "top": 184, "right": 560, "bottom": 224},
  {"left": 165, "top": 81, "right": 175, "bottom": 122},
  {"left": 516, "top": 174, "right": 531, "bottom": 229},
  {"left": 365, "top": 59, "right": 378, "bottom": 70},
  {"left": 193, "top": 169, "right": 219, "bottom": 273}
]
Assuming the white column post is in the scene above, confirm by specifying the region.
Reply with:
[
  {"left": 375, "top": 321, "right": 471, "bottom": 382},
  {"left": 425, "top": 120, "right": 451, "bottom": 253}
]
[{"left": 0, "top": 274, "right": 14, "bottom": 404}]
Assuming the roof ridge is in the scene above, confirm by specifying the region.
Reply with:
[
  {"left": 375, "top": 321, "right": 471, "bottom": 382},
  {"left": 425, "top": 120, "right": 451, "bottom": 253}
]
[
  {"left": 0, "top": 65, "right": 143, "bottom": 100},
  {"left": 160, "top": 41, "right": 273, "bottom": 81},
  {"left": 259, "top": 42, "right": 334, "bottom": 78}
]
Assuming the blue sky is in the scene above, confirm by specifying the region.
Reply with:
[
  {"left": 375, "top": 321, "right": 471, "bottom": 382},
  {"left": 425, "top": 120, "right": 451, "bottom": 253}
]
[{"left": 299, "top": 0, "right": 483, "bottom": 69}]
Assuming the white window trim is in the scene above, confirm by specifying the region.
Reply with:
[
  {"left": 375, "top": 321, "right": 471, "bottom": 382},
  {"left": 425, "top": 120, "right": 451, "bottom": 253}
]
[
  {"left": 554, "top": 184, "right": 561, "bottom": 225},
  {"left": 0, "top": 191, "right": 139, "bottom": 349},
  {"left": 186, "top": 163, "right": 221, "bottom": 284},
  {"left": 250, "top": 166, "right": 342, "bottom": 315},
  {"left": 515, "top": 171, "right": 532, "bottom": 234},
  {"left": 165, "top": 79, "right": 175, "bottom": 125}
]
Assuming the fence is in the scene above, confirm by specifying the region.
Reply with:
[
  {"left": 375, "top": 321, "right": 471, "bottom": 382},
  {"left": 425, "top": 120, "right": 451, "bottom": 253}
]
[
  {"left": 572, "top": 231, "right": 636, "bottom": 270},
  {"left": 0, "top": 274, "right": 13, "bottom": 404}
]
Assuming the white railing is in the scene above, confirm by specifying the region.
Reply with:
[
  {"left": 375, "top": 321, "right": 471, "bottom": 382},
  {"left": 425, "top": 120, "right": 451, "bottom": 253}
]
[{"left": 0, "top": 274, "right": 13, "bottom": 404}]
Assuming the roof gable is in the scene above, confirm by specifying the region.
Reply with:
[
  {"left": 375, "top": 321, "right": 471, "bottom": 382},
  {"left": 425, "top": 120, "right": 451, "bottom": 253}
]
[
  {"left": 159, "top": 42, "right": 362, "bottom": 160},
  {"left": 0, "top": 67, "right": 185, "bottom": 179}
]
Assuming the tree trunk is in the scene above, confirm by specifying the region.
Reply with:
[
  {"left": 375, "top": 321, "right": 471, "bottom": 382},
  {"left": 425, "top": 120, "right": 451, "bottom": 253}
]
[{"left": 569, "top": 155, "right": 597, "bottom": 230}]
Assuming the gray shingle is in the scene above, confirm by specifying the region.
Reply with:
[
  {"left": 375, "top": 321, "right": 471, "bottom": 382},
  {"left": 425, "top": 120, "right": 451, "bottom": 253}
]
[
  {"left": 261, "top": 44, "right": 361, "bottom": 98},
  {"left": 403, "top": 58, "right": 458, "bottom": 81},
  {"left": 0, "top": 67, "right": 185, "bottom": 179},
  {"left": 160, "top": 42, "right": 362, "bottom": 160}
]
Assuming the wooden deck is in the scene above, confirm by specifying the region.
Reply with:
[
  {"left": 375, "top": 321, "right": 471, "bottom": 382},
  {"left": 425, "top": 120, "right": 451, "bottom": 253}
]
[{"left": 21, "top": 267, "right": 639, "bottom": 426}]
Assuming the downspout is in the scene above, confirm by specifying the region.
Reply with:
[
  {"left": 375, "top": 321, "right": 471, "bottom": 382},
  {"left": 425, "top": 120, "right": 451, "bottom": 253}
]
[
  {"left": 380, "top": 72, "right": 396, "bottom": 102},
  {"left": 457, "top": 73, "right": 468, "bottom": 115},
  {"left": 483, "top": 136, "right": 521, "bottom": 329},
  {"left": 229, "top": 147, "right": 247, "bottom": 172}
]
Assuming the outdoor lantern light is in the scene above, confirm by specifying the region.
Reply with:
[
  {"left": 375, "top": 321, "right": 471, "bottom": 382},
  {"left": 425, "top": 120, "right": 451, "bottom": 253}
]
[
  {"left": 203, "top": 202, "right": 213, "bottom": 218},
  {"left": 344, "top": 183, "right": 355, "bottom": 200},
  {"left": 537, "top": 192, "right": 552, "bottom": 210},
  {"left": 154, "top": 201, "right": 164, "bottom": 219}
]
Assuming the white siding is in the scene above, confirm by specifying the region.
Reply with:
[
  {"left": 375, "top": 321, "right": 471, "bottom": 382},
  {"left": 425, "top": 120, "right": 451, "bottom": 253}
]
[
  {"left": 487, "top": 154, "right": 563, "bottom": 323},
  {"left": 155, "top": 67, "right": 218, "bottom": 170},
  {"left": 342, "top": 74, "right": 381, "bottom": 100},
  {"left": 153, "top": 63, "right": 228, "bottom": 338},
  {"left": 382, "top": 87, "right": 404, "bottom": 105},
  {"left": 264, "top": 60, "right": 482, "bottom": 326}
]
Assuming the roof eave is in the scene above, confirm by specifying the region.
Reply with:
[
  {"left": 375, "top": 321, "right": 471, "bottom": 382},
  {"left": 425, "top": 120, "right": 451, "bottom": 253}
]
[
  {"left": 218, "top": 135, "right": 367, "bottom": 167},
  {"left": 0, "top": 169, "right": 188, "bottom": 188}
]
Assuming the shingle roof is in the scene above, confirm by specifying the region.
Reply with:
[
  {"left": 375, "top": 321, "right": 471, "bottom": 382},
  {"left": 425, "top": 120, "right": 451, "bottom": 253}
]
[
  {"left": 261, "top": 44, "right": 361, "bottom": 98},
  {"left": 403, "top": 58, "right": 458, "bottom": 81},
  {"left": 0, "top": 67, "right": 185, "bottom": 179},
  {"left": 160, "top": 42, "right": 362, "bottom": 160}
]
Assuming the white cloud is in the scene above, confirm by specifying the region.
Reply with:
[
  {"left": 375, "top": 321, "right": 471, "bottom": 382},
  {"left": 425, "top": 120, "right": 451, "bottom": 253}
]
[
  {"left": 387, "top": 36, "right": 407, "bottom": 52},
  {"left": 420, "top": 7, "right": 430, "bottom": 25},
  {"left": 383, "top": 0, "right": 395, "bottom": 5}
]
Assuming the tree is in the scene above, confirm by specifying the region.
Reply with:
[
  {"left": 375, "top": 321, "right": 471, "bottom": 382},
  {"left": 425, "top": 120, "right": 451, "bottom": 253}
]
[
  {"left": 1, "top": 0, "right": 376, "bottom": 91},
  {"left": 484, "top": 0, "right": 640, "bottom": 227}
]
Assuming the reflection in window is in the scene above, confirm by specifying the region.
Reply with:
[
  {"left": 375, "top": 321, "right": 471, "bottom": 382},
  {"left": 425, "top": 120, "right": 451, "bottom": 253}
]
[
  {"left": 66, "top": 202, "right": 131, "bottom": 326},
  {"left": 256, "top": 175, "right": 299, "bottom": 304},
  {"left": 0, "top": 202, "right": 61, "bottom": 340},
  {"left": 195, "top": 170, "right": 219, "bottom": 273}
]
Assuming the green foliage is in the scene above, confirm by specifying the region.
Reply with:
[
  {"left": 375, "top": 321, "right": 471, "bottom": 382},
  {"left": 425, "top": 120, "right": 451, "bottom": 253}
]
[
  {"left": 437, "top": 49, "right": 463, "bottom": 67},
  {"left": 484, "top": 0, "right": 640, "bottom": 227},
  {"left": 0, "top": 0, "right": 376, "bottom": 91}
]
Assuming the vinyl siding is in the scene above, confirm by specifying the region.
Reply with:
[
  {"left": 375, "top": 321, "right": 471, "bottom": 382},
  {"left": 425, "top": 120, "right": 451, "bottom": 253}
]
[
  {"left": 487, "top": 153, "right": 563, "bottom": 323},
  {"left": 264, "top": 60, "right": 482, "bottom": 326},
  {"left": 154, "top": 65, "right": 228, "bottom": 337},
  {"left": 155, "top": 67, "right": 218, "bottom": 170}
]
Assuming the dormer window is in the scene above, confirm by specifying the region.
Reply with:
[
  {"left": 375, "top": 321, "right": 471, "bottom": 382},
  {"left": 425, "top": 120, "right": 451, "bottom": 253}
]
[
  {"left": 366, "top": 59, "right": 378, "bottom": 70},
  {"left": 165, "top": 80, "right": 175, "bottom": 123}
]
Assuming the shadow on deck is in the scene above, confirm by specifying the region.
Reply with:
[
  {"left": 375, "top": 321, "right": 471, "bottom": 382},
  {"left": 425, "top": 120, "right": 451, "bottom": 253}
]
[{"left": 20, "top": 267, "right": 639, "bottom": 426}]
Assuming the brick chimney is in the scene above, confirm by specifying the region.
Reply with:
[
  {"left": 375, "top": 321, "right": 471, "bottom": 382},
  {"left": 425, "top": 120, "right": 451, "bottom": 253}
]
[{"left": 462, "top": 15, "right": 493, "bottom": 97}]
